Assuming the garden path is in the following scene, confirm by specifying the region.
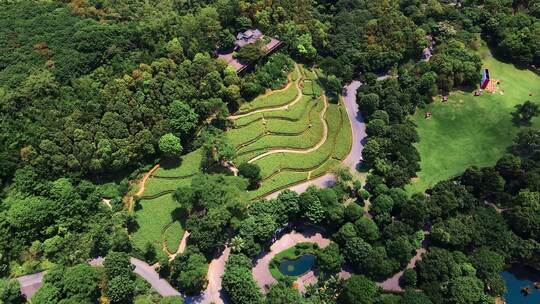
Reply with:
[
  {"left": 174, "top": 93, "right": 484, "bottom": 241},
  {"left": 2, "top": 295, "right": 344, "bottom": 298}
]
[
  {"left": 264, "top": 80, "right": 364, "bottom": 198},
  {"left": 127, "top": 164, "right": 160, "bottom": 211},
  {"left": 377, "top": 230, "right": 429, "bottom": 292},
  {"left": 247, "top": 95, "right": 329, "bottom": 163},
  {"left": 251, "top": 226, "right": 331, "bottom": 292},
  {"left": 228, "top": 65, "right": 303, "bottom": 120}
]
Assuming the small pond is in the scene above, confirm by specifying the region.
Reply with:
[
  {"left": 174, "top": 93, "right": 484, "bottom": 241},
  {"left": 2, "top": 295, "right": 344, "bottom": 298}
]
[
  {"left": 501, "top": 264, "right": 540, "bottom": 304},
  {"left": 278, "top": 254, "right": 316, "bottom": 277}
]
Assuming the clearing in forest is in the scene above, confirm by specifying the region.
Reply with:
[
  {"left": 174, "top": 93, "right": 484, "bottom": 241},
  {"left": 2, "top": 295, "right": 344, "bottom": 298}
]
[
  {"left": 130, "top": 64, "right": 352, "bottom": 255},
  {"left": 408, "top": 45, "right": 540, "bottom": 193}
]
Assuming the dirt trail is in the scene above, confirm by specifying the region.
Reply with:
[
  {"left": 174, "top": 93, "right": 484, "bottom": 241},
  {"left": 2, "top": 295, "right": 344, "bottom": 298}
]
[
  {"left": 126, "top": 164, "right": 160, "bottom": 211},
  {"left": 247, "top": 95, "right": 329, "bottom": 163},
  {"left": 168, "top": 231, "right": 190, "bottom": 260},
  {"left": 228, "top": 65, "right": 303, "bottom": 120}
]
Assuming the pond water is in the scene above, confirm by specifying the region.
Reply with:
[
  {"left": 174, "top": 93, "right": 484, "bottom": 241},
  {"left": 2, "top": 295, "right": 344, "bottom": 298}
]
[
  {"left": 501, "top": 265, "right": 540, "bottom": 304},
  {"left": 278, "top": 254, "right": 316, "bottom": 277}
]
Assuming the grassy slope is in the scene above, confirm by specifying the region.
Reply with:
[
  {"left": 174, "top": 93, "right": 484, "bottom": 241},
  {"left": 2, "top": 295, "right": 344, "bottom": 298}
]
[
  {"left": 153, "top": 149, "right": 203, "bottom": 177},
  {"left": 408, "top": 46, "right": 540, "bottom": 193},
  {"left": 248, "top": 103, "right": 350, "bottom": 199},
  {"left": 236, "top": 101, "right": 325, "bottom": 155},
  {"left": 237, "top": 67, "right": 300, "bottom": 113},
  {"left": 253, "top": 104, "right": 344, "bottom": 178},
  {"left": 131, "top": 193, "right": 184, "bottom": 259},
  {"left": 131, "top": 149, "right": 203, "bottom": 254},
  {"left": 134, "top": 65, "right": 354, "bottom": 252}
]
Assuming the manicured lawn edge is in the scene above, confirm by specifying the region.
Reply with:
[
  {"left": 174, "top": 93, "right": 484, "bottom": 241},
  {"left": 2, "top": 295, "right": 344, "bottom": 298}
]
[{"left": 268, "top": 243, "right": 319, "bottom": 281}]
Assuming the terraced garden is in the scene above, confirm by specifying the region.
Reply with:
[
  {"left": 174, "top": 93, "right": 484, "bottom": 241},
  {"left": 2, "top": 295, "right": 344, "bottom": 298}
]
[{"left": 131, "top": 64, "right": 353, "bottom": 255}]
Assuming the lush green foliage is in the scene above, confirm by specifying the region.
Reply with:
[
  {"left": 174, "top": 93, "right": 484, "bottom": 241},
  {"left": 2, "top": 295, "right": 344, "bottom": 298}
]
[
  {"left": 32, "top": 264, "right": 99, "bottom": 303},
  {"left": 169, "top": 248, "right": 208, "bottom": 295},
  {"left": 159, "top": 134, "right": 183, "bottom": 159},
  {"left": 0, "top": 279, "right": 24, "bottom": 304},
  {"left": 222, "top": 254, "right": 264, "bottom": 304}
]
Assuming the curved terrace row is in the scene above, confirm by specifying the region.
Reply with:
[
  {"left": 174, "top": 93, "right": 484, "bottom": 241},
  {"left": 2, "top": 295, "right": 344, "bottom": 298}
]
[{"left": 130, "top": 64, "right": 352, "bottom": 257}]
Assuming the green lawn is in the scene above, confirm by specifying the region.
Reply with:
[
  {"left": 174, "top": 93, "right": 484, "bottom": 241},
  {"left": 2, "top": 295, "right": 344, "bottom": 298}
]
[
  {"left": 236, "top": 101, "right": 325, "bottom": 155},
  {"left": 253, "top": 104, "right": 345, "bottom": 178},
  {"left": 132, "top": 152, "right": 200, "bottom": 255},
  {"left": 132, "top": 193, "right": 185, "bottom": 259},
  {"left": 237, "top": 66, "right": 300, "bottom": 113},
  {"left": 249, "top": 171, "right": 309, "bottom": 200},
  {"left": 408, "top": 45, "right": 540, "bottom": 193},
  {"left": 142, "top": 178, "right": 191, "bottom": 197},
  {"left": 152, "top": 149, "right": 202, "bottom": 178},
  {"left": 227, "top": 120, "right": 265, "bottom": 148}
]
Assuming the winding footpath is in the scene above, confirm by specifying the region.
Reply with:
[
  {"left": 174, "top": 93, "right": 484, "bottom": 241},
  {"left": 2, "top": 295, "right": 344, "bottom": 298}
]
[
  {"left": 252, "top": 227, "right": 331, "bottom": 292},
  {"left": 247, "top": 95, "right": 329, "bottom": 163},
  {"left": 127, "top": 164, "right": 160, "bottom": 211},
  {"left": 228, "top": 65, "right": 303, "bottom": 120},
  {"left": 377, "top": 230, "right": 430, "bottom": 293},
  {"left": 265, "top": 80, "right": 366, "bottom": 198}
]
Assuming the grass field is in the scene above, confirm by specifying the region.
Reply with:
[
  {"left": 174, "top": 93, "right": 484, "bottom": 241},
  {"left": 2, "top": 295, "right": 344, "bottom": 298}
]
[
  {"left": 408, "top": 45, "right": 540, "bottom": 193},
  {"left": 131, "top": 193, "right": 185, "bottom": 260},
  {"left": 153, "top": 149, "right": 203, "bottom": 177},
  {"left": 133, "top": 64, "right": 354, "bottom": 254}
]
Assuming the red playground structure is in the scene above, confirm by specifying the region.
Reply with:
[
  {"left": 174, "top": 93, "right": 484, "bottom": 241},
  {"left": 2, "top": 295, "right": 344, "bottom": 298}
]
[
  {"left": 480, "top": 68, "right": 490, "bottom": 89},
  {"left": 480, "top": 68, "right": 500, "bottom": 93}
]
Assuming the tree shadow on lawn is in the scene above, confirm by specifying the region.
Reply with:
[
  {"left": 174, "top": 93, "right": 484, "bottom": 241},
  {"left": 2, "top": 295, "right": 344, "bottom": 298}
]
[
  {"left": 171, "top": 207, "right": 188, "bottom": 227},
  {"left": 314, "top": 74, "right": 340, "bottom": 104},
  {"left": 160, "top": 157, "right": 183, "bottom": 170}
]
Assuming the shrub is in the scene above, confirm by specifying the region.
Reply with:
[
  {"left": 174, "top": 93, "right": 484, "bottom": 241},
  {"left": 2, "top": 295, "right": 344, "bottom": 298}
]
[{"left": 238, "top": 163, "right": 262, "bottom": 190}]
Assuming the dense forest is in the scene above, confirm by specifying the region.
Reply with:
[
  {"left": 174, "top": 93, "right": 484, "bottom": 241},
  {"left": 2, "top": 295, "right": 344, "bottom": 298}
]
[{"left": 0, "top": 0, "right": 539, "bottom": 303}]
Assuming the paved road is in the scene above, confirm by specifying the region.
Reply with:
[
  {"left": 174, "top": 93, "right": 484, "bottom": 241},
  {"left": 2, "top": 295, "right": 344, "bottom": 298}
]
[
  {"left": 185, "top": 247, "right": 230, "bottom": 304},
  {"left": 16, "top": 257, "right": 181, "bottom": 300},
  {"left": 131, "top": 258, "right": 181, "bottom": 297},
  {"left": 341, "top": 81, "right": 366, "bottom": 173},
  {"left": 16, "top": 272, "right": 44, "bottom": 299}
]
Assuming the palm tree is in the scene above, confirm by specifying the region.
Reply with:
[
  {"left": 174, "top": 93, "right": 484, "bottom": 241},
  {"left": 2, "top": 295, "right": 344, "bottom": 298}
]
[{"left": 229, "top": 236, "right": 246, "bottom": 253}]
